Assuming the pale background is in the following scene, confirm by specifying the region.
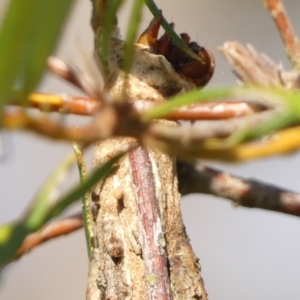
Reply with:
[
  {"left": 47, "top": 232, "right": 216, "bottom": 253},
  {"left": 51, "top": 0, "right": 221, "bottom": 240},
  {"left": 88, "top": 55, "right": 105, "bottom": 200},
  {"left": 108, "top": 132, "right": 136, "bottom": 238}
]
[{"left": 1, "top": 0, "right": 300, "bottom": 299}]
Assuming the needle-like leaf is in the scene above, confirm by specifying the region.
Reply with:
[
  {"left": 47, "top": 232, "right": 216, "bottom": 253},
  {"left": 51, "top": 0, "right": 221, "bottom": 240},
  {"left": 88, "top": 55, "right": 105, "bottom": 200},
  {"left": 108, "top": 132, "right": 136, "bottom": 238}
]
[
  {"left": 122, "top": 0, "right": 144, "bottom": 73},
  {"left": 97, "top": 0, "right": 124, "bottom": 74},
  {"left": 144, "top": 0, "right": 205, "bottom": 63},
  {"left": 0, "top": 0, "right": 75, "bottom": 108}
]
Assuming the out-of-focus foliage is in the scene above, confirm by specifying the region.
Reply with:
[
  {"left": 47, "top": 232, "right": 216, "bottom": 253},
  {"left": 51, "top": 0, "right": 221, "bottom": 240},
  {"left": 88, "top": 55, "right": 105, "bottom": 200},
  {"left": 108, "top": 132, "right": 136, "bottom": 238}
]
[{"left": 0, "top": 0, "right": 75, "bottom": 109}]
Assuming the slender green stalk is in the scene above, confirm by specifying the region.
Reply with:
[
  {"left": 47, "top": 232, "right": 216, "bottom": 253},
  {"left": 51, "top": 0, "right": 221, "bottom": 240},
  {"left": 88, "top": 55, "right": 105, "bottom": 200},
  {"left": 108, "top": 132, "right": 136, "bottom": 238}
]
[
  {"left": 73, "top": 143, "right": 94, "bottom": 258},
  {"left": 122, "top": 0, "right": 144, "bottom": 73},
  {"left": 97, "top": 0, "right": 124, "bottom": 75}
]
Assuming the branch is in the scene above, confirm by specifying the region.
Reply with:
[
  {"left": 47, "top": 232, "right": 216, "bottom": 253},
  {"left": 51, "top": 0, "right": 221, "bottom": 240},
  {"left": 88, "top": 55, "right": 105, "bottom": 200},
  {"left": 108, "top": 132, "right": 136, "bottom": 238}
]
[
  {"left": 15, "top": 212, "right": 83, "bottom": 260},
  {"left": 177, "top": 160, "right": 300, "bottom": 217},
  {"left": 156, "top": 101, "right": 260, "bottom": 120},
  {"left": 219, "top": 42, "right": 300, "bottom": 88},
  {"left": 12, "top": 91, "right": 259, "bottom": 120},
  {"left": 3, "top": 110, "right": 101, "bottom": 143},
  {"left": 6, "top": 91, "right": 300, "bottom": 162},
  {"left": 264, "top": 0, "right": 300, "bottom": 71},
  {"left": 4, "top": 101, "right": 142, "bottom": 143},
  {"left": 26, "top": 93, "right": 100, "bottom": 115},
  {"left": 129, "top": 146, "right": 172, "bottom": 299},
  {"left": 220, "top": 0, "right": 300, "bottom": 86},
  {"left": 47, "top": 56, "right": 104, "bottom": 98},
  {"left": 150, "top": 109, "right": 277, "bottom": 141}
]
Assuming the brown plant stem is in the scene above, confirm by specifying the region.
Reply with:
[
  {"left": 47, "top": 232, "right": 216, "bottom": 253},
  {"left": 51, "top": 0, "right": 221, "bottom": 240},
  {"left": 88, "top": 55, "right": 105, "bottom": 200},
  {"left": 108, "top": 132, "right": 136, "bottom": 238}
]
[
  {"left": 47, "top": 56, "right": 104, "bottom": 98},
  {"left": 177, "top": 160, "right": 300, "bottom": 217},
  {"left": 149, "top": 109, "right": 279, "bottom": 146},
  {"left": 47, "top": 56, "right": 88, "bottom": 91},
  {"left": 12, "top": 92, "right": 259, "bottom": 120},
  {"left": 27, "top": 93, "right": 100, "bottom": 115},
  {"left": 219, "top": 41, "right": 300, "bottom": 88},
  {"left": 15, "top": 213, "right": 83, "bottom": 260},
  {"left": 129, "top": 146, "right": 172, "bottom": 300},
  {"left": 264, "top": 0, "right": 300, "bottom": 71},
  {"left": 3, "top": 111, "right": 100, "bottom": 143},
  {"left": 159, "top": 101, "right": 260, "bottom": 120}
]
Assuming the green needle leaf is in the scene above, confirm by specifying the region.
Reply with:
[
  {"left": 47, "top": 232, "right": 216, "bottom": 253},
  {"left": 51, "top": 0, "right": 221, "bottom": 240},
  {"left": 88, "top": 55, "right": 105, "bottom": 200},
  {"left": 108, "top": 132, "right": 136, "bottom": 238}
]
[
  {"left": 97, "top": 0, "right": 124, "bottom": 75},
  {"left": 0, "top": 0, "right": 75, "bottom": 108},
  {"left": 122, "top": 0, "right": 144, "bottom": 73}
]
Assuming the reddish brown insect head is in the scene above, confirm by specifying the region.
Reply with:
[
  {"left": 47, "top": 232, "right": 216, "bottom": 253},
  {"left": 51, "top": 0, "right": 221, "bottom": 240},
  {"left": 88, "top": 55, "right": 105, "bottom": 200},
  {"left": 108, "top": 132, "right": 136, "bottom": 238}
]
[{"left": 138, "top": 15, "right": 215, "bottom": 88}]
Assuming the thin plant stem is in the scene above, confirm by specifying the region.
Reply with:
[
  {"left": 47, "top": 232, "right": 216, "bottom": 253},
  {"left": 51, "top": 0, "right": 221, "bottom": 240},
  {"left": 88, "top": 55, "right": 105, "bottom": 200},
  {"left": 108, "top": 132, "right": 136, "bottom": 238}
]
[{"left": 73, "top": 143, "right": 94, "bottom": 258}]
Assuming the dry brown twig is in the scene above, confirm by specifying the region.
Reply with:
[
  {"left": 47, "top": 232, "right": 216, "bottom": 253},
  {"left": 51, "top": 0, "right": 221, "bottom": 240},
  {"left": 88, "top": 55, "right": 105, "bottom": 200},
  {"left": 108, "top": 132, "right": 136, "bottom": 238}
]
[
  {"left": 219, "top": 41, "right": 300, "bottom": 89},
  {"left": 11, "top": 90, "right": 259, "bottom": 119},
  {"left": 220, "top": 0, "right": 300, "bottom": 88},
  {"left": 15, "top": 212, "right": 84, "bottom": 260},
  {"left": 177, "top": 161, "right": 300, "bottom": 218},
  {"left": 264, "top": 0, "right": 300, "bottom": 71}
]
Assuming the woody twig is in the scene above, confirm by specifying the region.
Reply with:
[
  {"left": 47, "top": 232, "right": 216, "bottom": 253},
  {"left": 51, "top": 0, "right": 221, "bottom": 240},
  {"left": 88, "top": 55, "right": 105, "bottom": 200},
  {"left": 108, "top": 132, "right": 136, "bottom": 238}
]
[
  {"left": 220, "top": 0, "right": 300, "bottom": 87},
  {"left": 10, "top": 91, "right": 259, "bottom": 119},
  {"left": 177, "top": 160, "right": 300, "bottom": 218},
  {"left": 3, "top": 110, "right": 100, "bottom": 143},
  {"left": 15, "top": 212, "right": 83, "bottom": 260},
  {"left": 264, "top": 0, "right": 300, "bottom": 71}
]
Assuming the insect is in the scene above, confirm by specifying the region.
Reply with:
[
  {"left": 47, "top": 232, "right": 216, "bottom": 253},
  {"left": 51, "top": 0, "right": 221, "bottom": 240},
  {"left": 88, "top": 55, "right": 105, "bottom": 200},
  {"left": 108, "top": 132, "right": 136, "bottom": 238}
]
[{"left": 138, "top": 15, "right": 215, "bottom": 88}]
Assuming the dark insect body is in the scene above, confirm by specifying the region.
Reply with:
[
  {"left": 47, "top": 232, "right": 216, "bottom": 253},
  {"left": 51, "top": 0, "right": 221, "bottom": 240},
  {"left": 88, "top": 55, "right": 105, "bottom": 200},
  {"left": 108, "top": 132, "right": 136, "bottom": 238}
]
[{"left": 138, "top": 15, "right": 215, "bottom": 87}]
